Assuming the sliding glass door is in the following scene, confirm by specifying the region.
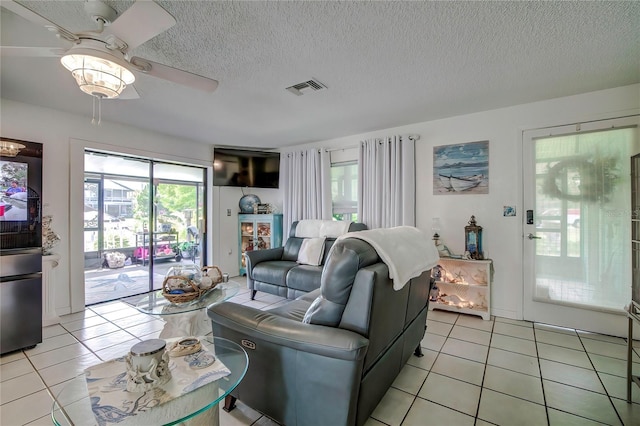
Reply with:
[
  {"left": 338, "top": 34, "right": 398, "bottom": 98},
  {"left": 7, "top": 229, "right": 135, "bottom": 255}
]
[{"left": 83, "top": 151, "right": 206, "bottom": 306}]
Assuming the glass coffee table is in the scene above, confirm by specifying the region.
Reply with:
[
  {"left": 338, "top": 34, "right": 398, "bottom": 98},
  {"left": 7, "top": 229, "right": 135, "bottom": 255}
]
[
  {"left": 51, "top": 337, "right": 248, "bottom": 426},
  {"left": 124, "top": 281, "right": 240, "bottom": 338}
]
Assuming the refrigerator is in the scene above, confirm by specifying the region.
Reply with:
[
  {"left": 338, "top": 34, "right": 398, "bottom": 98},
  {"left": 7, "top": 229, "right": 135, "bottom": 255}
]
[{"left": 0, "top": 138, "right": 43, "bottom": 355}]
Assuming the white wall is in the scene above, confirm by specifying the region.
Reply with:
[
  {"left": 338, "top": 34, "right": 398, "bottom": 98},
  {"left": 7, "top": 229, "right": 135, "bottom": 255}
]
[
  {"left": 1, "top": 98, "right": 213, "bottom": 314},
  {"left": 211, "top": 186, "right": 282, "bottom": 276},
  {"left": 3, "top": 84, "right": 638, "bottom": 318},
  {"left": 286, "top": 84, "right": 640, "bottom": 320}
]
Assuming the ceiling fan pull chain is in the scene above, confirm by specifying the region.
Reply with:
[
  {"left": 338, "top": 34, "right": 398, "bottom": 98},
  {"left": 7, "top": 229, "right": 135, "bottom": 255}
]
[
  {"left": 91, "top": 96, "right": 96, "bottom": 125},
  {"left": 91, "top": 95, "right": 103, "bottom": 126}
]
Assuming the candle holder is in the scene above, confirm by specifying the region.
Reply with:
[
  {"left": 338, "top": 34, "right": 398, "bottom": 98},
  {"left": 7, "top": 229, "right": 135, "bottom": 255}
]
[
  {"left": 125, "top": 339, "right": 171, "bottom": 392},
  {"left": 464, "top": 215, "right": 483, "bottom": 260}
]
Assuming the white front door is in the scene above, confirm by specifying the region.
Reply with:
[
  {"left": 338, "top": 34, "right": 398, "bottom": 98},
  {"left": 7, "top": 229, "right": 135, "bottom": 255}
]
[{"left": 522, "top": 116, "right": 639, "bottom": 337}]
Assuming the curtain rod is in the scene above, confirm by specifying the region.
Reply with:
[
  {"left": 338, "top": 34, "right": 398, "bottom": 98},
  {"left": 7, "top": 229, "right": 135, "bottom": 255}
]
[
  {"left": 325, "top": 144, "right": 359, "bottom": 152},
  {"left": 363, "top": 135, "right": 421, "bottom": 144},
  {"left": 286, "top": 135, "right": 421, "bottom": 155},
  {"left": 325, "top": 135, "right": 420, "bottom": 152}
]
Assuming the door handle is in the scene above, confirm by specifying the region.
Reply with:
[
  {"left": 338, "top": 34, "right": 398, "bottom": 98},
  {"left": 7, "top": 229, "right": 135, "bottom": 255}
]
[{"left": 527, "top": 233, "right": 541, "bottom": 240}]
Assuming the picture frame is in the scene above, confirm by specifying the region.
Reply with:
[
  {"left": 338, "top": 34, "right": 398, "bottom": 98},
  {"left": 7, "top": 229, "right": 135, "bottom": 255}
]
[
  {"left": 256, "top": 203, "right": 272, "bottom": 214},
  {"left": 433, "top": 141, "right": 489, "bottom": 195}
]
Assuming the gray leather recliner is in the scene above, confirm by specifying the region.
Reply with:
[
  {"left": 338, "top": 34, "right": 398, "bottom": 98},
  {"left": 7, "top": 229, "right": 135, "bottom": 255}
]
[{"left": 208, "top": 237, "right": 433, "bottom": 426}]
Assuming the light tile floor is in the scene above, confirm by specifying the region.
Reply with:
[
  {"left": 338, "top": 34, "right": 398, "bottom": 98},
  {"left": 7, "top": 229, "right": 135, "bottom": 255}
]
[{"left": 1, "top": 281, "right": 640, "bottom": 425}]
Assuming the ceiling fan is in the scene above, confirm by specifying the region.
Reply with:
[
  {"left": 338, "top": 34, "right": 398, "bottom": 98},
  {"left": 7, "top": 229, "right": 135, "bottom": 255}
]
[{"left": 0, "top": 0, "right": 219, "bottom": 101}]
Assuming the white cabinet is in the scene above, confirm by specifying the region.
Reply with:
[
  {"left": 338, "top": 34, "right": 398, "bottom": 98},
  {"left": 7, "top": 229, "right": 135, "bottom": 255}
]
[{"left": 430, "top": 257, "right": 492, "bottom": 320}]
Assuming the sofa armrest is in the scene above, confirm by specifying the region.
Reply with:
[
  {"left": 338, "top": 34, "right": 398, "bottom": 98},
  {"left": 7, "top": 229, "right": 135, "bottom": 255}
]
[
  {"left": 245, "top": 247, "right": 284, "bottom": 278},
  {"left": 208, "top": 302, "right": 369, "bottom": 361}
]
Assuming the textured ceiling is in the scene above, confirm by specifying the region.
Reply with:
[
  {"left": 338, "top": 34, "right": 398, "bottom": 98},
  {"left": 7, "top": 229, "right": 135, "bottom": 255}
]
[{"left": 1, "top": 1, "right": 639, "bottom": 148}]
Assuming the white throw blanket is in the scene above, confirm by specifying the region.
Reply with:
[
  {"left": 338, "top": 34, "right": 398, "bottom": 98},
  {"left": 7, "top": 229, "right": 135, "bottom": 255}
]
[
  {"left": 295, "top": 220, "right": 352, "bottom": 238},
  {"left": 319, "top": 220, "right": 352, "bottom": 238},
  {"left": 336, "top": 226, "right": 440, "bottom": 290},
  {"left": 295, "top": 220, "right": 324, "bottom": 238}
]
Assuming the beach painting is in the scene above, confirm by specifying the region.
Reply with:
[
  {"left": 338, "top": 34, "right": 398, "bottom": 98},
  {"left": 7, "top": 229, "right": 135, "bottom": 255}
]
[{"left": 433, "top": 141, "right": 489, "bottom": 195}]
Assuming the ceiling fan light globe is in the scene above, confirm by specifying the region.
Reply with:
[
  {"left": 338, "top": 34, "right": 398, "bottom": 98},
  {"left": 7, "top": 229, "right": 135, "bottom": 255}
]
[
  {"left": 77, "top": 82, "right": 119, "bottom": 99},
  {"left": 61, "top": 52, "right": 135, "bottom": 99}
]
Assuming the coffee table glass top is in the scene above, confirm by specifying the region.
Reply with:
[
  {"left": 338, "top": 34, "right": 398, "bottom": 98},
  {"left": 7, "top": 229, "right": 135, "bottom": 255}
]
[
  {"left": 127, "top": 281, "right": 240, "bottom": 316},
  {"left": 51, "top": 336, "right": 248, "bottom": 426}
]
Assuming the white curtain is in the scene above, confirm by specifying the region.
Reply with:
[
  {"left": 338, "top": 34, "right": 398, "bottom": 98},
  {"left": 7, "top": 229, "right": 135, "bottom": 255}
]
[
  {"left": 280, "top": 148, "right": 332, "bottom": 241},
  {"left": 358, "top": 136, "right": 416, "bottom": 229}
]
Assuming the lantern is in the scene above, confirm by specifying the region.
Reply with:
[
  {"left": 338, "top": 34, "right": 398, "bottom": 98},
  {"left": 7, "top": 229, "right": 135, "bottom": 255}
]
[{"left": 464, "top": 215, "right": 483, "bottom": 260}]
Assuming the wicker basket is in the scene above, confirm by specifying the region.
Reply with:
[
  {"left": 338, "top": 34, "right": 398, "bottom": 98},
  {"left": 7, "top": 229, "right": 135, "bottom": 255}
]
[
  {"left": 202, "top": 266, "right": 223, "bottom": 284},
  {"left": 161, "top": 265, "right": 224, "bottom": 304},
  {"left": 162, "top": 275, "right": 202, "bottom": 304}
]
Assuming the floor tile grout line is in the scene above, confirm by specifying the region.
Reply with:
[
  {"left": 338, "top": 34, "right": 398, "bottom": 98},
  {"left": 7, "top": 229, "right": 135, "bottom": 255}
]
[
  {"left": 5, "top": 295, "right": 640, "bottom": 425},
  {"left": 531, "top": 325, "right": 550, "bottom": 426},
  {"left": 412, "top": 393, "right": 480, "bottom": 423},
  {"left": 537, "top": 326, "right": 631, "bottom": 425},
  {"left": 473, "top": 315, "right": 494, "bottom": 423},
  {"left": 393, "top": 311, "right": 456, "bottom": 426},
  {"left": 576, "top": 332, "right": 628, "bottom": 425},
  {"left": 14, "top": 344, "right": 61, "bottom": 416},
  {"left": 0, "top": 368, "right": 46, "bottom": 406}
]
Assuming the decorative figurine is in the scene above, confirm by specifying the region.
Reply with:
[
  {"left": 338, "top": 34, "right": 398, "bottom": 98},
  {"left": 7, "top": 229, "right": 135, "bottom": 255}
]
[
  {"left": 429, "top": 283, "right": 440, "bottom": 302},
  {"left": 41, "top": 215, "right": 61, "bottom": 255},
  {"left": 125, "top": 339, "right": 171, "bottom": 392}
]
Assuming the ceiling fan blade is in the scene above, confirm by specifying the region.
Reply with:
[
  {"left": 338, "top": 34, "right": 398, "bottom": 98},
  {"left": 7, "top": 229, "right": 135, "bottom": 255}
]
[
  {"left": 0, "top": 46, "right": 65, "bottom": 57},
  {"left": 108, "top": 1, "right": 176, "bottom": 50},
  {"left": 118, "top": 85, "right": 140, "bottom": 100},
  {"left": 1, "top": 0, "right": 77, "bottom": 42},
  {"left": 130, "top": 57, "right": 219, "bottom": 93}
]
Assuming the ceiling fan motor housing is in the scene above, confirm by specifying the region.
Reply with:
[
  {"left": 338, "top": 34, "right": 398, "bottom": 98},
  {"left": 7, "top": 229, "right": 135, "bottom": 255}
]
[{"left": 84, "top": 0, "right": 118, "bottom": 26}]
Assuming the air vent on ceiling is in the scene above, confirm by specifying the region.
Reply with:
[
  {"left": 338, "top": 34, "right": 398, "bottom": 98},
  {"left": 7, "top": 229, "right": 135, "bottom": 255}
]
[{"left": 285, "top": 78, "right": 327, "bottom": 96}]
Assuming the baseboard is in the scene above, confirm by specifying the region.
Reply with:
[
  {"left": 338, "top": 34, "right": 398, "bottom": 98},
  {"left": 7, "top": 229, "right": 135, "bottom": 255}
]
[{"left": 490, "top": 308, "right": 519, "bottom": 320}]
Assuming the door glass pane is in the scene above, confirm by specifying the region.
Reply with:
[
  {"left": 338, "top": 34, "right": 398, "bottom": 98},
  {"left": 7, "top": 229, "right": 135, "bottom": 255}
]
[
  {"left": 83, "top": 180, "right": 100, "bottom": 264},
  {"left": 84, "top": 155, "right": 151, "bottom": 306},
  {"left": 84, "top": 152, "right": 206, "bottom": 305},
  {"left": 256, "top": 222, "right": 272, "bottom": 249},
  {"left": 150, "top": 164, "right": 205, "bottom": 291},
  {"left": 533, "top": 128, "right": 634, "bottom": 310},
  {"left": 240, "top": 220, "right": 254, "bottom": 271}
]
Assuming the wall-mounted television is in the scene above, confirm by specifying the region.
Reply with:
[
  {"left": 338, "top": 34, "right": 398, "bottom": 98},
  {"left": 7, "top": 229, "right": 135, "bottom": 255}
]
[{"left": 213, "top": 148, "right": 280, "bottom": 188}]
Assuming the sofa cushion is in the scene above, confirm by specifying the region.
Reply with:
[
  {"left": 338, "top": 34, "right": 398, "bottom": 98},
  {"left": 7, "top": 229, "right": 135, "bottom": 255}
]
[
  {"left": 303, "top": 239, "right": 379, "bottom": 326},
  {"left": 286, "top": 265, "right": 323, "bottom": 293},
  {"left": 282, "top": 237, "right": 303, "bottom": 262},
  {"left": 297, "top": 237, "right": 326, "bottom": 266},
  {"left": 252, "top": 260, "right": 297, "bottom": 286}
]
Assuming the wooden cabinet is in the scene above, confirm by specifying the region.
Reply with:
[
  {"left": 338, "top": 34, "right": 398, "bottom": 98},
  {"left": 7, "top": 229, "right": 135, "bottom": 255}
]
[
  {"left": 238, "top": 214, "right": 283, "bottom": 275},
  {"left": 429, "top": 257, "right": 492, "bottom": 320},
  {"left": 134, "top": 231, "right": 179, "bottom": 265}
]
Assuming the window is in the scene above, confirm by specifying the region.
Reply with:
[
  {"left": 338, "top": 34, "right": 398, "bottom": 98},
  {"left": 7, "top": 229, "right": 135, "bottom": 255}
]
[{"left": 331, "top": 161, "right": 358, "bottom": 221}]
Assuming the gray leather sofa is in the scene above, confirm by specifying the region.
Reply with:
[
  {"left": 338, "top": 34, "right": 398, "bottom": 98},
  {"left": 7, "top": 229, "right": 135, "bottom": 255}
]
[
  {"left": 208, "top": 237, "right": 433, "bottom": 426},
  {"left": 245, "top": 221, "right": 367, "bottom": 300}
]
